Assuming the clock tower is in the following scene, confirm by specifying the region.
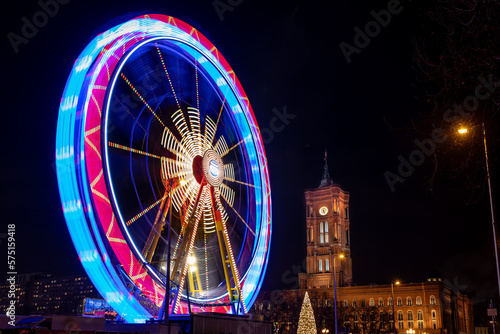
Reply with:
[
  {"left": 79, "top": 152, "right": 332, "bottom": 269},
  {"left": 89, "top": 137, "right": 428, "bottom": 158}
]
[{"left": 299, "top": 152, "right": 353, "bottom": 289}]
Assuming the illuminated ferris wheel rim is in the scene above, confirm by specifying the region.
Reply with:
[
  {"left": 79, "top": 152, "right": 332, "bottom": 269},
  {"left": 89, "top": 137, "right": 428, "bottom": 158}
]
[{"left": 55, "top": 14, "right": 271, "bottom": 322}]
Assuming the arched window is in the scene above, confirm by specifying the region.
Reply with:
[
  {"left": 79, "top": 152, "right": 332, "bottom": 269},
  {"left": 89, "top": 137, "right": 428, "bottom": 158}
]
[
  {"left": 416, "top": 296, "right": 422, "bottom": 305},
  {"left": 388, "top": 297, "right": 393, "bottom": 306},
  {"left": 325, "top": 259, "right": 330, "bottom": 272},
  {"left": 417, "top": 310, "right": 424, "bottom": 329},
  {"left": 408, "top": 311, "right": 414, "bottom": 328},
  {"left": 319, "top": 259, "right": 323, "bottom": 272},
  {"left": 379, "top": 298, "right": 384, "bottom": 307},
  {"left": 370, "top": 298, "right": 375, "bottom": 306},
  {"left": 344, "top": 300, "right": 349, "bottom": 307},
  {"left": 398, "top": 311, "right": 404, "bottom": 329},
  {"left": 432, "top": 310, "right": 437, "bottom": 329},
  {"left": 361, "top": 299, "right": 366, "bottom": 307},
  {"left": 430, "top": 295, "right": 436, "bottom": 305},
  {"left": 407, "top": 297, "right": 412, "bottom": 306},
  {"left": 353, "top": 300, "right": 357, "bottom": 308},
  {"left": 397, "top": 297, "right": 402, "bottom": 306}
]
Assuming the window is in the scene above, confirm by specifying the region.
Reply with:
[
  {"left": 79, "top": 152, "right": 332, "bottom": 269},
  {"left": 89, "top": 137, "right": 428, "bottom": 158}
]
[
  {"left": 320, "top": 223, "right": 324, "bottom": 243},
  {"left": 361, "top": 300, "right": 366, "bottom": 307},
  {"left": 325, "top": 259, "right": 330, "bottom": 272},
  {"left": 407, "top": 297, "right": 412, "bottom": 306},
  {"left": 319, "top": 260, "right": 323, "bottom": 272},
  {"left": 379, "top": 312, "right": 385, "bottom": 328},
  {"left": 416, "top": 296, "right": 422, "bottom": 305},
  {"left": 430, "top": 295, "right": 436, "bottom": 305},
  {"left": 432, "top": 310, "right": 437, "bottom": 329},
  {"left": 417, "top": 310, "right": 424, "bottom": 329},
  {"left": 408, "top": 311, "right": 414, "bottom": 328},
  {"left": 319, "top": 222, "right": 329, "bottom": 243},
  {"left": 353, "top": 300, "right": 357, "bottom": 308},
  {"left": 397, "top": 297, "right": 402, "bottom": 306},
  {"left": 344, "top": 300, "right": 349, "bottom": 307},
  {"left": 398, "top": 311, "right": 404, "bottom": 329},
  {"left": 388, "top": 297, "right": 393, "bottom": 306},
  {"left": 353, "top": 313, "right": 359, "bottom": 328},
  {"left": 370, "top": 298, "right": 375, "bottom": 306},
  {"left": 379, "top": 298, "right": 384, "bottom": 307}
]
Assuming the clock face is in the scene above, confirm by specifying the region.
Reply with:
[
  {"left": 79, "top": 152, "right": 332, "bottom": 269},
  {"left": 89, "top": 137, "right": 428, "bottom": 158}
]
[{"left": 319, "top": 206, "right": 328, "bottom": 216}]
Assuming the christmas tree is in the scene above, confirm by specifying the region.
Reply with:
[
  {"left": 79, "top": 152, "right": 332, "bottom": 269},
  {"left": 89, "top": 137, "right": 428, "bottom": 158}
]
[{"left": 297, "top": 291, "right": 317, "bottom": 334}]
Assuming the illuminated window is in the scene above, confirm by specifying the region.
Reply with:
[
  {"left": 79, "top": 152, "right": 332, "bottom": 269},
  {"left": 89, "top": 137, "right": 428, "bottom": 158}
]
[
  {"left": 325, "top": 259, "right": 330, "bottom": 272},
  {"left": 319, "top": 260, "right": 323, "bottom": 272},
  {"left": 397, "top": 297, "right": 402, "bottom": 306},
  {"left": 320, "top": 223, "right": 324, "bottom": 243},
  {"left": 388, "top": 297, "right": 393, "bottom": 306},
  {"left": 407, "top": 297, "right": 412, "bottom": 306},
  {"left": 319, "top": 222, "right": 329, "bottom": 243},
  {"left": 370, "top": 298, "right": 375, "bottom": 306},
  {"left": 344, "top": 300, "right": 349, "bottom": 307},
  {"left": 417, "top": 310, "right": 424, "bottom": 329},
  {"left": 430, "top": 296, "right": 436, "bottom": 305},
  {"left": 398, "top": 311, "right": 404, "bottom": 329},
  {"left": 416, "top": 296, "right": 422, "bottom": 305},
  {"left": 379, "top": 298, "right": 384, "bottom": 307},
  {"left": 353, "top": 300, "right": 357, "bottom": 308},
  {"left": 408, "top": 311, "right": 413, "bottom": 328}
]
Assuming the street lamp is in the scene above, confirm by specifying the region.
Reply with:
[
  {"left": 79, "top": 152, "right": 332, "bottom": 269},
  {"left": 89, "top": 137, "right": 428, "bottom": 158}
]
[
  {"left": 391, "top": 281, "right": 400, "bottom": 334},
  {"left": 322, "top": 329, "right": 330, "bottom": 333},
  {"left": 458, "top": 122, "right": 500, "bottom": 300},
  {"left": 333, "top": 254, "right": 345, "bottom": 334}
]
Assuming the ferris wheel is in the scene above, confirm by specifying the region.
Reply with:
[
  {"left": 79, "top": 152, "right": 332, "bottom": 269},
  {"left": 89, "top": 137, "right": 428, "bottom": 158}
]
[{"left": 55, "top": 14, "right": 271, "bottom": 323}]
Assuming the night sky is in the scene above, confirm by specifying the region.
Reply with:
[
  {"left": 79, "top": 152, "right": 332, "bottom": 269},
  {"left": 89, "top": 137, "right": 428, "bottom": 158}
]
[{"left": 3, "top": 0, "right": 499, "bottom": 320}]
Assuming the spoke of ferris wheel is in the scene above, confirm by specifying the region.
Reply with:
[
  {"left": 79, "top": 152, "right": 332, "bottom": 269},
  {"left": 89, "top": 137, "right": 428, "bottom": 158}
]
[
  {"left": 108, "top": 141, "right": 162, "bottom": 159},
  {"left": 120, "top": 72, "right": 184, "bottom": 156},
  {"left": 126, "top": 194, "right": 166, "bottom": 227},
  {"left": 156, "top": 44, "right": 181, "bottom": 110},
  {"left": 120, "top": 72, "right": 168, "bottom": 128},
  {"left": 171, "top": 184, "right": 207, "bottom": 314},
  {"left": 210, "top": 92, "right": 227, "bottom": 146},
  {"left": 210, "top": 187, "right": 247, "bottom": 313},
  {"left": 222, "top": 196, "right": 256, "bottom": 237},
  {"left": 142, "top": 188, "right": 171, "bottom": 263},
  {"left": 220, "top": 138, "right": 245, "bottom": 158}
]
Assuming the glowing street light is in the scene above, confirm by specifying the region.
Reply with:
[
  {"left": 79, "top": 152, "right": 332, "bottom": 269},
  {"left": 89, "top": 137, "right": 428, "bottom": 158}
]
[
  {"left": 333, "top": 253, "right": 345, "bottom": 334},
  {"left": 458, "top": 122, "right": 500, "bottom": 301},
  {"left": 391, "top": 280, "right": 400, "bottom": 334}
]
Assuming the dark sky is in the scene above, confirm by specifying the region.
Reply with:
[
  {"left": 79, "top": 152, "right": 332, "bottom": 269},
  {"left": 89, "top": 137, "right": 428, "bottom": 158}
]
[{"left": 2, "top": 0, "right": 499, "bottom": 318}]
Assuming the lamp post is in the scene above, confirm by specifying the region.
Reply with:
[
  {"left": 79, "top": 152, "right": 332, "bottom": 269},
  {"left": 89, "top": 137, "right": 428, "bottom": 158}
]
[
  {"left": 458, "top": 123, "right": 500, "bottom": 299},
  {"left": 391, "top": 281, "right": 400, "bottom": 334},
  {"left": 333, "top": 254, "right": 345, "bottom": 334}
]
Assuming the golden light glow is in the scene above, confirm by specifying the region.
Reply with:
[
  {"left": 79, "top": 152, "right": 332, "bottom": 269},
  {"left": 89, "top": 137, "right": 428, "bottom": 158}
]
[
  {"left": 187, "top": 255, "right": 196, "bottom": 265},
  {"left": 180, "top": 179, "right": 187, "bottom": 186},
  {"left": 458, "top": 128, "right": 468, "bottom": 134},
  {"left": 339, "top": 254, "right": 345, "bottom": 259},
  {"left": 190, "top": 266, "right": 197, "bottom": 273},
  {"left": 395, "top": 281, "right": 400, "bottom": 285}
]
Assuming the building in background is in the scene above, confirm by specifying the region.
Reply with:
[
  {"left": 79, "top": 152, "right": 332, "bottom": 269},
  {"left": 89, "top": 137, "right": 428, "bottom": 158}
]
[
  {"left": 0, "top": 273, "right": 101, "bottom": 315},
  {"left": 252, "top": 155, "right": 474, "bottom": 334}
]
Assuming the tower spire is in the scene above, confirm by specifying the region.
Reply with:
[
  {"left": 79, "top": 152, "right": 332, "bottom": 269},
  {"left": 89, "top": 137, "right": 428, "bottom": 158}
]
[{"left": 319, "top": 149, "right": 333, "bottom": 188}]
